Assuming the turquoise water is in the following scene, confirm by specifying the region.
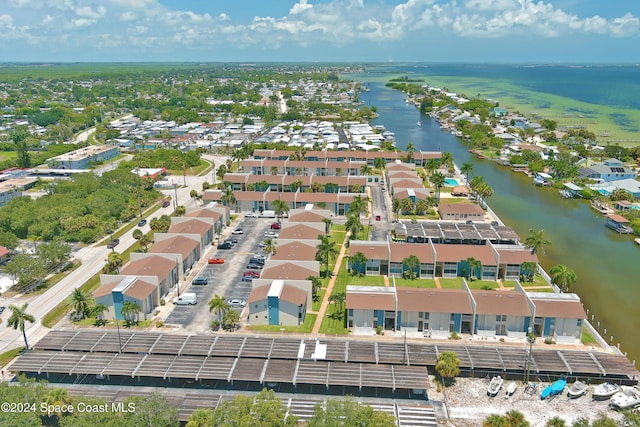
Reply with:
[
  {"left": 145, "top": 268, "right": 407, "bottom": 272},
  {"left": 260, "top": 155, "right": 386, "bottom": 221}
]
[
  {"left": 444, "top": 178, "right": 459, "bottom": 187},
  {"left": 357, "top": 70, "right": 640, "bottom": 364}
]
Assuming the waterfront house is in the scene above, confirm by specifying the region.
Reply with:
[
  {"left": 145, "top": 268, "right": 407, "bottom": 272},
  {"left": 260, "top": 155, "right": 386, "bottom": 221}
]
[
  {"left": 438, "top": 202, "right": 485, "bottom": 222},
  {"left": 578, "top": 158, "right": 637, "bottom": 183},
  {"left": 389, "top": 241, "right": 435, "bottom": 278},
  {"left": 605, "top": 214, "right": 633, "bottom": 234},
  {"left": 472, "top": 290, "right": 531, "bottom": 338},
  {"left": 529, "top": 293, "right": 587, "bottom": 343}
]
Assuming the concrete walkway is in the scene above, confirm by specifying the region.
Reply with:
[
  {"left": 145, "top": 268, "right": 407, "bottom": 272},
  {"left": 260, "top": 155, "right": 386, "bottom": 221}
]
[
  {"left": 311, "top": 231, "right": 351, "bottom": 334},
  {"left": 383, "top": 275, "right": 390, "bottom": 287},
  {"left": 434, "top": 277, "right": 442, "bottom": 288}
]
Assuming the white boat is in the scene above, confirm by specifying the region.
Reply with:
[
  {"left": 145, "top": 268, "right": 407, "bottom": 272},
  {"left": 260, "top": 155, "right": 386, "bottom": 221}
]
[
  {"left": 634, "top": 238, "right": 640, "bottom": 246},
  {"left": 487, "top": 376, "right": 504, "bottom": 397},
  {"left": 567, "top": 381, "right": 588, "bottom": 399},
  {"left": 416, "top": 121, "right": 421, "bottom": 127},
  {"left": 593, "top": 382, "right": 620, "bottom": 400},
  {"left": 610, "top": 386, "right": 640, "bottom": 410},
  {"left": 591, "top": 200, "right": 614, "bottom": 215},
  {"left": 505, "top": 381, "right": 517, "bottom": 397}
]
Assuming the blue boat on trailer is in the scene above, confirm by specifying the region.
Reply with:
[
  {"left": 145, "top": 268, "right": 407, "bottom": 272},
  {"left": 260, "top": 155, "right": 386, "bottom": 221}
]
[{"left": 541, "top": 378, "right": 567, "bottom": 400}]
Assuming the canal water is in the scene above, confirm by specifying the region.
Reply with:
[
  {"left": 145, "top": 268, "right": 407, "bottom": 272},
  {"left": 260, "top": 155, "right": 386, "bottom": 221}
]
[{"left": 359, "top": 80, "right": 640, "bottom": 364}]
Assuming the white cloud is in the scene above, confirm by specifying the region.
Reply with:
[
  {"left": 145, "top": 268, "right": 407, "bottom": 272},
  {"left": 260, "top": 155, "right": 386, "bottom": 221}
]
[
  {"left": 42, "top": 15, "right": 54, "bottom": 25},
  {"left": 120, "top": 11, "right": 136, "bottom": 21},
  {"left": 70, "top": 18, "right": 96, "bottom": 28},
  {"left": 290, "top": 0, "right": 313, "bottom": 15},
  {"left": 464, "top": 0, "right": 519, "bottom": 12},
  {"left": 75, "top": 5, "right": 106, "bottom": 20},
  {"left": 109, "top": 0, "right": 156, "bottom": 8},
  {"left": 609, "top": 13, "right": 639, "bottom": 37}
]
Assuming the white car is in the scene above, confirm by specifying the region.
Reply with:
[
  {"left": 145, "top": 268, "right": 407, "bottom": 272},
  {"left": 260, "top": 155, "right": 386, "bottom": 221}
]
[
  {"left": 228, "top": 298, "right": 246, "bottom": 307},
  {"left": 264, "top": 231, "right": 279, "bottom": 238},
  {"left": 232, "top": 228, "right": 244, "bottom": 235},
  {"left": 244, "top": 212, "right": 258, "bottom": 218}
]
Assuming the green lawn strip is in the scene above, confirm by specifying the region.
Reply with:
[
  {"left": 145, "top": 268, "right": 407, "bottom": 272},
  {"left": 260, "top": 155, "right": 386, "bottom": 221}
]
[
  {"left": 27, "top": 261, "right": 82, "bottom": 296},
  {"left": 248, "top": 314, "right": 317, "bottom": 333},
  {"left": 438, "top": 197, "right": 468, "bottom": 204},
  {"left": 524, "top": 287, "right": 555, "bottom": 293},
  {"left": 0, "top": 347, "right": 25, "bottom": 368},
  {"left": 393, "top": 278, "right": 437, "bottom": 288},
  {"left": 501, "top": 281, "right": 517, "bottom": 288},
  {"left": 581, "top": 330, "right": 598, "bottom": 345},
  {"left": 438, "top": 278, "right": 464, "bottom": 289},
  {"left": 42, "top": 241, "right": 143, "bottom": 328},
  {"left": 312, "top": 290, "right": 325, "bottom": 312},
  {"left": 466, "top": 280, "right": 500, "bottom": 290},
  {"left": 348, "top": 275, "right": 385, "bottom": 286},
  {"left": 318, "top": 303, "right": 348, "bottom": 335},
  {"left": 330, "top": 231, "right": 346, "bottom": 245},
  {"left": 166, "top": 159, "right": 209, "bottom": 176},
  {"left": 332, "top": 224, "right": 346, "bottom": 232},
  {"left": 98, "top": 201, "right": 163, "bottom": 246}
]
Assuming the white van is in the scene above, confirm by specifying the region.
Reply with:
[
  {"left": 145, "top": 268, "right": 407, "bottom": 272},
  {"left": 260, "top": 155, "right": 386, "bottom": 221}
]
[
  {"left": 174, "top": 292, "right": 197, "bottom": 305},
  {"left": 259, "top": 210, "right": 276, "bottom": 218}
]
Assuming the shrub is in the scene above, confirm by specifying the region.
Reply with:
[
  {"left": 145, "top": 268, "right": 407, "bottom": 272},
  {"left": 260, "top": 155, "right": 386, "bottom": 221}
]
[
  {"left": 160, "top": 299, "right": 165, "bottom": 306},
  {"left": 449, "top": 331, "right": 460, "bottom": 340},
  {"left": 544, "top": 337, "right": 556, "bottom": 345},
  {"left": 376, "top": 325, "right": 382, "bottom": 335},
  {"left": 156, "top": 321, "right": 163, "bottom": 328}
]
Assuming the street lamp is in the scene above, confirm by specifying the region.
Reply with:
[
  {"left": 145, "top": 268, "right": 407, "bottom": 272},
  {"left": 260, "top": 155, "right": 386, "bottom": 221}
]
[
  {"left": 173, "top": 182, "right": 178, "bottom": 210},
  {"left": 115, "top": 314, "right": 123, "bottom": 354},
  {"left": 525, "top": 326, "right": 536, "bottom": 384}
]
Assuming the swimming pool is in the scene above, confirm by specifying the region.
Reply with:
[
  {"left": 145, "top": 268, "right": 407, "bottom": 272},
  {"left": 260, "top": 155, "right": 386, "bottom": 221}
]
[{"left": 444, "top": 178, "right": 459, "bottom": 186}]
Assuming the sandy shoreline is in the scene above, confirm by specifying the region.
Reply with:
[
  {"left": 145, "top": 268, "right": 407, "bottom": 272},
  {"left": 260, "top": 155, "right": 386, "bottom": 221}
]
[{"left": 429, "top": 377, "right": 624, "bottom": 426}]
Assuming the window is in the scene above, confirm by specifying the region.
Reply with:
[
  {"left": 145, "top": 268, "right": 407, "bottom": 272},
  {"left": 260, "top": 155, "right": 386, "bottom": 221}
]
[
  {"left": 576, "top": 319, "right": 582, "bottom": 328},
  {"left": 348, "top": 309, "right": 353, "bottom": 317},
  {"left": 418, "top": 312, "right": 423, "bottom": 319},
  {"left": 496, "top": 314, "right": 506, "bottom": 322}
]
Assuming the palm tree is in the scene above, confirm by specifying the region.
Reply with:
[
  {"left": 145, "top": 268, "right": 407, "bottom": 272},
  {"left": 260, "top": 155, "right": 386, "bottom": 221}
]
[
  {"left": 121, "top": 301, "right": 141, "bottom": 326},
  {"left": 189, "top": 189, "right": 199, "bottom": 205},
  {"left": 263, "top": 238, "right": 276, "bottom": 257},
  {"left": 322, "top": 217, "right": 332, "bottom": 235},
  {"left": 545, "top": 417, "right": 566, "bottom": 427},
  {"left": 272, "top": 199, "right": 289, "bottom": 221},
  {"left": 440, "top": 151, "right": 454, "bottom": 171},
  {"left": 425, "top": 158, "right": 439, "bottom": 175},
  {"left": 400, "top": 197, "right": 415, "bottom": 215},
  {"left": 347, "top": 195, "right": 368, "bottom": 218},
  {"left": 360, "top": 164, "right": 372, "bottom": 175},
  {"left": 405, "top": 143, "right": 415, "bottom": 163},
  {"left": 270, "top": 166, "right": 279, "bottom": 175},
  {"left": 221, "top": 186, "right": 236, "bottom": 210},
  {"left": 524, "top": 229, "right": 552, "bottom": 255},
  {"left": 374, "top": 157, "right": 385, "bottom": 171},
  {"left": 306, "top": 275, "right": 322, "bottom": 302},
  {"left": 8, "top": 303, "right": 35, "bottom": 350},
  {"left": 138, "top": 233, "right": 152, "bottom": 252},
  {"left": 316, "top": 235, "right": 339, "bottom": 278},
  {"left": 208, "top": 294, "right": 229, "bottom": 323},
  {"left": 102, "top": 251, "right": 123, "bottom": 274},
  {"left": 349, "top": 251, "right": 368, "bottom": 275},
  {"left": 504, "top": 410, "right": 529, "bottom": 427},
  {"left": 175, "top": 205, "right": 186, "bottom": 216},
  {"left": 430, "top": 171, "right": 446, "bottom": 203},
  {"left": 483, "top": 414, "right": 508, "bottom": 427},
  {"left": 549, "top": 264, "right": 577, "bottom": 292},
  {"left": 392, "top": 198, "right": 401, "bottom": 221},
  {"left": 289, "top": 179, "right": 303, "bottom": 192},
  {"left": 520, "top": 261, "right": 537, "bottom": 282},
  {"left": 92, "top": 303, "right": 108, "bottom": 326},
  {"left": 461, "top": 161, "right": 474, "bottom": 183},
  {"left": 402, "top": 255, "right": 420, "bottom": 279},
  {"left": 465, "top": 257, "right": 482, "bottom": 281},
  {"left": 69, "top": 288, "right": 91, "bottom": 320},
  {"left": 345, "top": 214, "right": 363, "bottom": 240}
]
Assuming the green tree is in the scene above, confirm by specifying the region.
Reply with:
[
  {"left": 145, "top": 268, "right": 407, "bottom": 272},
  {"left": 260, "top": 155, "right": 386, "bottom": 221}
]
[
  {"left": 524, "top": 229, "right": 552, "bottom": 255},
  {"left": 483, "top": 414, "right": 509, "bottom": 427},
  {"left": 504, "top": 410, "right": 530, "bottom": 427},
  {"left": 521, "top": 261, "right": 537, "bottom": 282},
  {"left": 415, "top": 199, "right": 429, "bottom": 215},
  {"left": 221, "top": 185, "right": 236, "bottom": 211},
  {"left": 350, "top": 251, "right": 367, "bottom": 275},
  {"left": 208, "top": 294, "right": 229, "bottom": 323},
  {"left": 392, "top": 198, "right": 401, "bottom": 221},
  {"left": 374, "top": 157, "right": 386, "bottom": 170},
  {"left": 316, "top": 234, "right": 339, "bottom": 278},
  {"left": 400, "top": 197, "right": 415, "bottom": 215},
  {"left": 91, "top": 303, "right": 108, "bottom": 326},
  {"left": 591, "top": 414, "right": 618, "bottom": 427},
  {"left": 102, "top": 251, "right": 123, "bottom": 274},
  {"left": 186, "top": 409, "right": 214, "bottom": 427},
  {"left": 465, "top": 257, "right": 482, "bottom": 281},
  {"left": 322, "top": 217, "right": 332, "bottom": 235},
  {"left": 133, "top": 228, "right": 143, "bottom": 240},
  {"left": 222, "top": 309, "right": 240, "bottom": 331},
  {"left": 125, "top": 393, "right": 179, "bottom": 427},
  {"left": 435, "top": 351, "right": 460, "bottom": 386},
  {"left": 307, "top": 275, "right": 323, "bottom": 302},
  {"left": 138, "top": 233, "right": 153, "bottom": 252},
  {"left": 307, "top": 397, "right": 396, "bottom": 427},
  {"left": 430, "top": 171, "right": 446, "bottom": 203},
  {"left": 345, "top": 214, "right": 363, "bottom": 240},
  {"left": 121, "top": 300, "right": 141, "bottom": 327},
  {"left": 549, "top": 264, "right": 577, "bottom": 292},
  {"left": 175, "top": 205, "right": 186, "bottom": 216},
  {"left": 69, "top": 288, "right": 92, "bottom": 320},
  {"left": 7, "top": 303, "right": 35, "bottom": 350},
  {"left": 16, "top": 142, "right": 31, "bottom": 168},
  {"left": 272, "top": 199, "right": 289, "bottom": 221},
  {"left": 440, "top": 151, "right": 454, "bottom": 171},
  {"left": 546, "top": 417, "right": 567, "bottom": 427},
  {"left": 36, "top": 240, "right": 71, "bottom": 269},
  {"left": 210, "top": 389, "right": 297, "bottom": 427},
  {"left": 347, "top": 195, "right": 369, "bottom": 218},
  {"left": 461, "top": 161, "right": 474, "bottom": 182},
  {"left": 402, "top": 255, "right": 420, "bottom": 280},
  {"left": 405, "top": 143, "right": 415, "bottom": 163}
]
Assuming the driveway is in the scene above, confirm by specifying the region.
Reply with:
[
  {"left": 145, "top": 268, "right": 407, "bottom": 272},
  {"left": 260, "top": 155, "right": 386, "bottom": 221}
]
[
  {"left": 165, "top": 217, "right": 274, "bottom": 334},
  {"left": 369, "top": 183, "right": 392, "bottom": 242}
]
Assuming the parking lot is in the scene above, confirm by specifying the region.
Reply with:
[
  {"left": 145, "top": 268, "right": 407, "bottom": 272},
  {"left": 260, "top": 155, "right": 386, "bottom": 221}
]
[{"left": 165, "top": 216, "right": 276, "bottom": 333}]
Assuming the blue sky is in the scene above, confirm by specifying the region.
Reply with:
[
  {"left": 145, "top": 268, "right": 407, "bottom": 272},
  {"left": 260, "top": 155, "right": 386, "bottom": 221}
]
[{"left": 1, "top": 0, "right": 638, "bottom": 63}]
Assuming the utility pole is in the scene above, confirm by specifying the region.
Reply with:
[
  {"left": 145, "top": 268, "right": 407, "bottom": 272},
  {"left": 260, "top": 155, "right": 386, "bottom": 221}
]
[{"left": 525, "top": 327, "right": 535, "bottom": 384}]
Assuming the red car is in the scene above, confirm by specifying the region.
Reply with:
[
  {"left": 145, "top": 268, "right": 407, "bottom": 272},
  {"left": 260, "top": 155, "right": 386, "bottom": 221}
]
[
  {"left": 270, "top": 222, "right": 281, "bottom": 230},
  {"left": 243, "top": 271, "right": 260, "bottom": 278},
  {"left": 208, "top": 258, "right": 225, "bottom": 265},
  {"left": 375, "top": 215, "right": 381, "bottom": 221}
]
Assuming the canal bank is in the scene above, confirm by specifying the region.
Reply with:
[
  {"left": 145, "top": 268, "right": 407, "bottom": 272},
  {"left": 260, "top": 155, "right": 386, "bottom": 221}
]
[{"left": 359, "top": 79, "right": 640, "bottom": 364}]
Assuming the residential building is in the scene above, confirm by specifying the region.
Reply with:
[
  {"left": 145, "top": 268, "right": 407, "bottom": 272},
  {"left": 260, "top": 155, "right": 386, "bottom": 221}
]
[{"left": 247, "top": 279, "right": 312, "bottom": 327}]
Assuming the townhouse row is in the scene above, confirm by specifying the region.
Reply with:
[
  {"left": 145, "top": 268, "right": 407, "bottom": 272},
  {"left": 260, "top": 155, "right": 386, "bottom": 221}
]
[{"left": 94, "top": 206, "right": 230, "bottom": 320}]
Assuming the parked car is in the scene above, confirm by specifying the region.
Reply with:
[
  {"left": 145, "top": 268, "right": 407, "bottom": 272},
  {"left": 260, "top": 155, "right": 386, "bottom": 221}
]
[
  {"left": 162, "top": 200, "right": 171, "bottom": 208},
  {"left": 138, "top": 219, "right": 147, "bottom": 227},
  {"left": 270, "top": 222, "right": 281, "bottom": 230},
  {"left": 264, "top": 232, "right": 279, "bottom": 239},
  {"left": 241, "top": 275, "right": 254, "bottom": 282},
  {"left": 232, "top": 228, "right": 244, "bottom": 235},
  {"left": 106, "top": 238, "right": 120, "bottom": 249},
  {"left": 208, "top": 258, "right": 224, "bottom": 264},
  {"left": 246, "top": 263, "right": 263, "bottom": 270},
  {"left": 217, "top": 242, "right": 232, "bottom": 250},
  {"left": 249, "top": 257, "right": 265, "bottom": 265},
  {"left": 227, "top": 298, "right": 246, "bottom": 307},
  {"left": 375, "top": 215, "right": 381, "bottom": 221},
  {"left": 243, "top": 271, "right": 260, "bottom": 277},
  {"left": 228, "top": 238, "right": 239, "bottom": 244},
  {"left": 192, "top": 277, "right": 208, "bottom": 285},
  {"left": 245, "top": 211, "right": 258, "bottom": 218},
  {"left": 252, "top": 254, "right": 267, "bottom": 260}
]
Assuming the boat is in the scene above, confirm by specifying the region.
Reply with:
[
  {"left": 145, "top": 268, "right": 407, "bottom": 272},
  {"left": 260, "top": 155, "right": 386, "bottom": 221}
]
[
  {"left": 417, "top": 121, "right": 421, "bottom": 127},
  {"left": 567, "top": 381, "right": 588, "bottom": 399},
  {"left": 591, "top": 200, "right": 614, "bottom": 215},
  {"left": 540, "top": 378, "right": 567, "bottom": 400},
  {"left": 505, "top": 381, "right": 517, "bottom": 397},
  {"left": 634, "top": 238, "right": 640, "bottom": 246},
  {"left": 610, "top": 386, "right": 640, "bottom": 410},
  {"left": 593, "top": 382, "right": 620, "bottom": 400},
  {"left": 487, "top": 376, "right": 504, "bottom": 397}
]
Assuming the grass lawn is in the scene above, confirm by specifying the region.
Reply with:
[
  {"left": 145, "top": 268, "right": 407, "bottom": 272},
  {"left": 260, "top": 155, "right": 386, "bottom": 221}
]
[
  {"left": 501, "top": 280, "right": 517, "bottom": 288},
  {"left": 0, "top": 151, "right": 17, "bottom": 162},
  {"left": 166, "top": 159, "right": 209, "bottom": 176},
  {"left": 524, "top": 287, "right": 556, "bottom": 293},
  {"left": 439, "top": 278, "right": 463, "bottom": 289},
  {"left": 248, "top": 314, "right": 317, "bottom": 333},
  {"left": 330, "top": 231, "right": 346, "bottom": 245},
  {"left": 581, "top": 330, "right": 598, "bottom": 345},
  {"left": 393, "top": 278, "right": 437, "bottom": 288},
  {"left": 349, "top": 275, "right": 385, "bottom": 287},
  {"left": 438, "top": 197, "right": 469, "bottom": 204},
  {"left": 467, "top": 280, "right": 500, "bottom": 290},
  {"left": 312, "top": 290, "right": 325, "bottom": 312},
  {"left": 318, "top": 304, "right": 348, "bottom": 335},
  {"left": 0, "top": 347, "right": 25, "bottom": 368}
]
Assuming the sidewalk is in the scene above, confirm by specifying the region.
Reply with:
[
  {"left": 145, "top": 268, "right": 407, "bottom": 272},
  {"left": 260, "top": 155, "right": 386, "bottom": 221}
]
[{"left": 311, "top": 231, "right": 351, "bottom": 334}]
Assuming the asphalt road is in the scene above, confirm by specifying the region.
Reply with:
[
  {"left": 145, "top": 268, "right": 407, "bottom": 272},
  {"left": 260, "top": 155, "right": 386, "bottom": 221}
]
[
  {"left": 369, "top": 183, "right": 393, "bottom": 242},
  {"left": 166, "top": 217, "right": 274, "bottom": 334}
]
